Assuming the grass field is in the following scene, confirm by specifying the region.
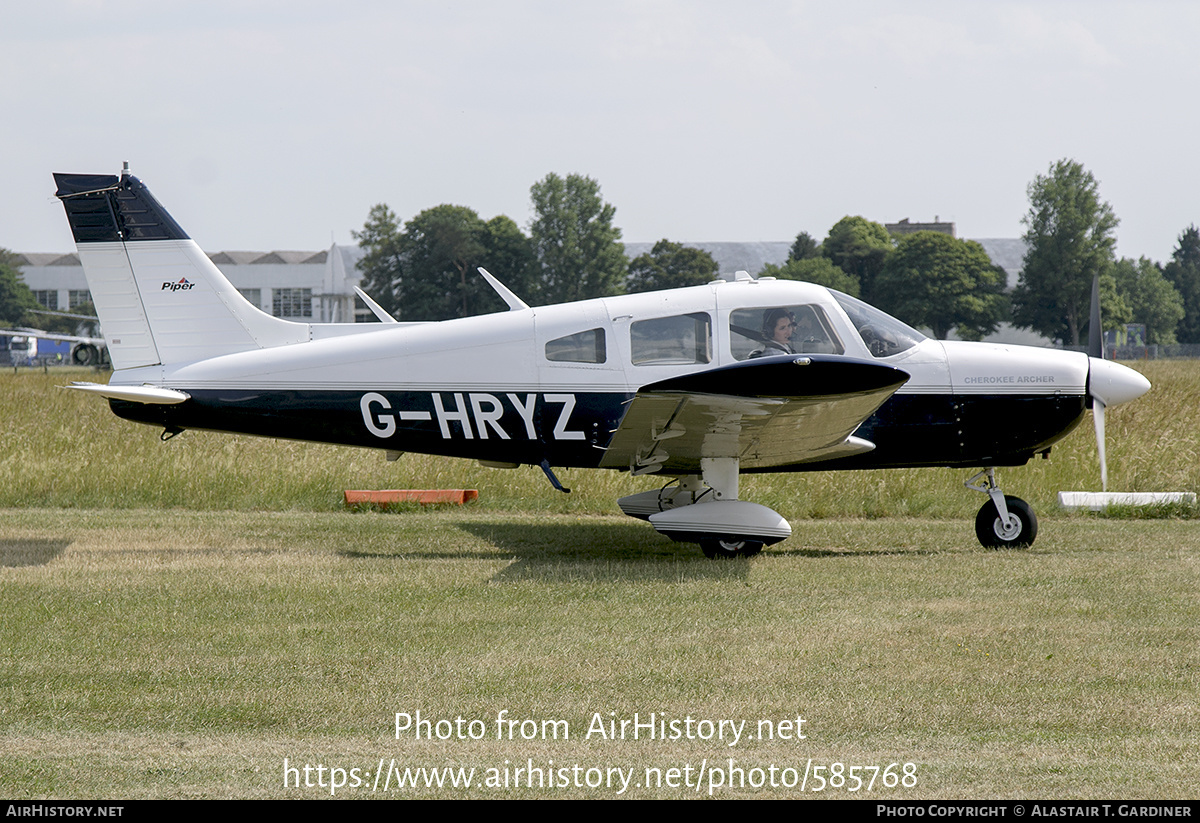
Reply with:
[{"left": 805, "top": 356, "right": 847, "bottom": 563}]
[{"left": 1, "top": 364, "right": 1198, "bottom": 798}]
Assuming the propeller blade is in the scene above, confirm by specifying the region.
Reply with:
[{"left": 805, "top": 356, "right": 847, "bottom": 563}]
[
  {"left": 1087, "top": 274, "right": 1103, "bottom": 360},
  {"left": 1087, "top": 356, "right": 1150, "bottom": 491},
  {"left": 1087, "top": 273, "right": 1114, "bottom": 489}
]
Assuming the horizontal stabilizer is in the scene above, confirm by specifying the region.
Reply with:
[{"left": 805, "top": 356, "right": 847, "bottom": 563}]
[{"left": 66, "top": 381, "right": 190, "bottom": 405}]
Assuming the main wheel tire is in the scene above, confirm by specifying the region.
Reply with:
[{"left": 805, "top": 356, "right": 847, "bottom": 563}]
[
  {"left": 699, "top": 538, "right": 764, "bottom": 559},
  {"left": 974, "top": 495, "right": 1037, "bottom": 549}
]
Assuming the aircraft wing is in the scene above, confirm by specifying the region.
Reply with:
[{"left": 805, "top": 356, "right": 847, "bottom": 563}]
[
  {"left": 0, "top": 328, "right": 105, "bottom": 346},
  {"left": 599, "top": 355, "right": 909, "bottom": 474}
]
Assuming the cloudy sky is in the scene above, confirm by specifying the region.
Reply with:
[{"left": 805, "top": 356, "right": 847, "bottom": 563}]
[{"left": 5, "top": 1, "right": 1198, "bottom": 262}]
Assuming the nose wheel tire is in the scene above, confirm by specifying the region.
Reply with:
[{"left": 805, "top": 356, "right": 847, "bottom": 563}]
[
  {"left": 699, "top": 538, "right": 764, "bottom": 559},
  {"left": 975, "top": 495, "right": 1037, "bottom": 549}
]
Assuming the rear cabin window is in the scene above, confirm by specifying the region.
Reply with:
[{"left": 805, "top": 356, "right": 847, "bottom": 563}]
[
  {"left": 631, "top": 313, "right": 712, "bottom": 366},
  {"left": 729, "top": 305, "right": 844, "bottom": 360},
  {"left": 545, "top": 328, "right": 606, "bottom": 363}
]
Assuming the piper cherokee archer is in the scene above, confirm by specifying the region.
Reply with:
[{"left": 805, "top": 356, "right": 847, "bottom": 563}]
[{"left": 54, "top": 168, "right": 1150, "bottom": 557}]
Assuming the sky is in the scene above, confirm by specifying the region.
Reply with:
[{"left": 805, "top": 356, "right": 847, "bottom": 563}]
[{"left": 4, "top": 1, "right": 1198, "bottom": 263}]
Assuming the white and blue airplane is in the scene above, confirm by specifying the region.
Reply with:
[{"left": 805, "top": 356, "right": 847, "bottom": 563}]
[{"left": 54, "top": 167, "right": 1151, "bottom": 557}]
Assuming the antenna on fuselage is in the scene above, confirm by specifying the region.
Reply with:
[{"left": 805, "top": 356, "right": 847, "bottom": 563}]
[
  {"left": 716, "top": 270, "right": 755, "bottom": 283},
  {"left": 353, "top": 286, "right": 399, "bottom": 324},
  {"left": 477, "top": 267, "right": 530, "bottom": 312}
]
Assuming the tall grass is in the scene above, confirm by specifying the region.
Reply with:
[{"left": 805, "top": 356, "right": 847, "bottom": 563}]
[{"left": 1, "top": 362, "right": 1196, "bottom": 519}]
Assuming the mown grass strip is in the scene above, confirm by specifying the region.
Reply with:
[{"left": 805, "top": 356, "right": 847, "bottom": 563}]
[{"left": 1, "top": 509, "right": 1196, "bottom": 798}]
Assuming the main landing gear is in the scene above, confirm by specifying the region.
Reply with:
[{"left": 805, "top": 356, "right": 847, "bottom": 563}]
[
  {"left": 617, "top": 458, "right": 791, "bottom": 559},
  {"left": 699, "top": 538, "right": 765, "bottom": 559},
  {"left": 965, "top": 468, "right": 1038, "bottom": 549}
]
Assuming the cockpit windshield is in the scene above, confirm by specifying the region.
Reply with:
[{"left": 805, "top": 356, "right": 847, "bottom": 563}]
[{"left": 831, "top": 291, "right": 926, "bottom": 358}]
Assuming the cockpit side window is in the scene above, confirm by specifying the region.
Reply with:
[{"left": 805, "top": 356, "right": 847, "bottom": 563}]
[
  {"left": 546, "top": 328, "right": 606, "bottom": 363},
  {"left": 831, "top": 291, "right": 925, "bottom": 358},
  {"left": 730, "top": 305, "right": 844, "bottom": 360},
  {"left": 631, "top": 313, "right": 712, "bottom": 366}
]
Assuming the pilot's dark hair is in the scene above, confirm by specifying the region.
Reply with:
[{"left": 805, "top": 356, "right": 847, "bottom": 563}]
[{"left": 762, "top": 308, "right": 796, "bottom": 337}]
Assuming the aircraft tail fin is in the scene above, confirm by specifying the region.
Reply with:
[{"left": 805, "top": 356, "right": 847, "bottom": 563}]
[{"left": 54, "top": 168, "right": 307, "bottom": 371}]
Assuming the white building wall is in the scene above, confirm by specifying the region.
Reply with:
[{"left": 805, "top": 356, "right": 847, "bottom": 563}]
[{"left": 17, "top": 245, "right": 366, "bottom": 324}]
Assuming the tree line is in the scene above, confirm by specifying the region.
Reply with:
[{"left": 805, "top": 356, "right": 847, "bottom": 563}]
[
  {"left": 353, "top": 163, "right": 1200, "bottom": 346},
  {"left": 353, "top": 173, "right": 630, "bottom": 321},
  {"left": 4, "top": 163, "right": 1198, "bottom": 346}
]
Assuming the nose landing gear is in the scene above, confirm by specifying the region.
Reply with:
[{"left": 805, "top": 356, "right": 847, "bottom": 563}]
[{"left": 966, "top": 469, "right": 1037, "bottom": 549}]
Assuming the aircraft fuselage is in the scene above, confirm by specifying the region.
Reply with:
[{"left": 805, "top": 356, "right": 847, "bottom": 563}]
[{"left": 107, "top": 277, "right": 1090, "bottom": 473}]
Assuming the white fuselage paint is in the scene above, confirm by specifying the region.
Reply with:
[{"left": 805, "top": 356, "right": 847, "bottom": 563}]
[{"left": 111, "top": 278, "right": 1091, "bottom": 410}]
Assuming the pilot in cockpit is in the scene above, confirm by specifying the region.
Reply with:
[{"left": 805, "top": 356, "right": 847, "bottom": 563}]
[
  {"left": 749, "top": 308, "right": 797, "bottom": 358},
  {"left": 857, "top": 323, "right": 896, "bottom": 357}
]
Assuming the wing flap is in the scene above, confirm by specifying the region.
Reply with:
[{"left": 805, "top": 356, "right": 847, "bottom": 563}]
[{"left": 600, "top": 356, "right": 908, "bottom": 473}]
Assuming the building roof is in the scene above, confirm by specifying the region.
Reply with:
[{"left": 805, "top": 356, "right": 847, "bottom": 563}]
[
  {"left": 21, "top": 250, "right": 336, "bottom": 268},
  {"left": 14, "top": 252, "right": 81, "bottom": 267},
  {"left": 624, "top": 241, "right": 792, "bottom": 275},
  {"left": 971, "top": 238, "right": 1029, "bottom": 289}
]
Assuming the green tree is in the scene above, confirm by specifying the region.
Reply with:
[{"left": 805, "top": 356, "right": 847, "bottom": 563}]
[
  {"left": 0, "top": 249, "right": 38, "bottom": 327},
  {"left": 758, "top": 257, "right": 860, "bottom": 297},
  {"left": 481, "top": 214, "right": 539, "bottom": 304},
  {"left": 1163, "top": 225, "right": 1200, "bottom": 343},
  {"left": 627, "top": 240, "right": 719, "bottom": 293},
  {"left": 1112, "top": 257, "right": 1184, "bottom": 345},
  {"left": 788, "top": 231, "right": 821, "bottom": 261},
  {"left": 354, "top": 206, "right": 535, "bottom": 322},
  {"left": 529, "top": 173, "right": 627, "bottom": 304},
  {"left": 872, "top": 232, "right": 1008, "bottom": 340},
  {"left": 352, "top": 204, "right": 404, "bottom": 318},
  {"left": 397, "top": 204, "right": 493, "bottom": 321},
  {"left": 1012, "top": 159, "right": 1121, "bottom": 346},
  {"left": 821, "top": 216, "right": 893, "bottom": 301}
]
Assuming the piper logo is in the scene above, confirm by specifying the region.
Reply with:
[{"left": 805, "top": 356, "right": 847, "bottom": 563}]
[{"left": 162, "top": 278, "right": 195, "bottom": 291}]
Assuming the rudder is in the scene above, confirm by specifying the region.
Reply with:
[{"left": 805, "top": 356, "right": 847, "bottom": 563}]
[{"left": 54, "top": 168, "right": 307, "bottom": 371}]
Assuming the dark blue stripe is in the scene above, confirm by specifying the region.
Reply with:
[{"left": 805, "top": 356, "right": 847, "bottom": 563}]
[
  {"left": 110, "top": 389, "right": 1087, "bottom": 472},
  {"left": 111, "top": 389, "right": 631, "bottom": 469}
]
